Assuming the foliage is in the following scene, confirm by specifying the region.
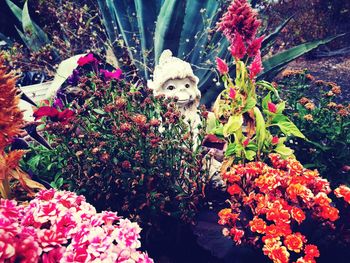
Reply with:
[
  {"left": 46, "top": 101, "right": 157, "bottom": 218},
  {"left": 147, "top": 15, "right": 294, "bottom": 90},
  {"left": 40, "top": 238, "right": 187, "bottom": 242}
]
[
  {"left": 218, "top": 154, "right": 341, "bottom": 263},
  {"left": 210, "top": 0, "right": 304, "bottom": 164},
  {"left": 0, "top": 188, "right": 153, "bottom": 263},
  {"left": 277, "top": 71, "right": 350, "bottom": 183},
  {"left": 0, "top": 54, "right": 45, "bottom": 199},
  {"left": 25, "top": 54, "right": 209, "bottom": 227},
  {"left": 3, "top": 0, "right": 106, "bottom": 77},
  {"left": 96, "top": 0, "right": 338, "bottom": 106}
]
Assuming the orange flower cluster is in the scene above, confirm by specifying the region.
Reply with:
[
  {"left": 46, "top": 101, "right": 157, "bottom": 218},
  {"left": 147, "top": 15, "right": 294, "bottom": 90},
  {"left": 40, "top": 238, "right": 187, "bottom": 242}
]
[
  {"left": 334, "top": 185, "right": 350, "bottom": 204},
  {"left": 0, "top": 55, "right": 23, "bottom": 150},
  {"left": 218, "top": 154, "right": 339, "bottom": 263},
  {"left": 0, "top": 54, "right": 45, "bottom": 198}
]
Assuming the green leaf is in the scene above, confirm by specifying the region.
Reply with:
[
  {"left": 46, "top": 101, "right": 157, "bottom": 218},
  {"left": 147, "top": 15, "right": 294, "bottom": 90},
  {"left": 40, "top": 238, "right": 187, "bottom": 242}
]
[
  {"left": 276, "top": 101, "right": 286, "bottom": 114},
  {"left": 275, "top": 145, "right": 294, "bottom": 156},
  {"left": 93, "top": 109, "right": 106, "bottom": 115},
  {"left": 245, "top": 150, "right": 256, "bottom": 161},
  {"left": 6, "top": 0, "right": 22, "bottom": 22},
  {"left": 259, "top": 34, "right": 345, "bottom": 79},
  {"left": 254, "top": 107, "right": 266, "bottom": 150},
  {"left": 262, "top": 15, "right": 293, "bottom": 50},
  {"left": 225, "top": 143, "right": 236, "bottom": 156},
  {"left": 262, "top": 92, "right": 271, "bottom": 110},
  {"left": 223, "top": 115, "right": 243, "bottom": 137},
  {"left": 274, "top": 119, "right": 305, "bottom": 139},
  {"left": 243, "top": 97, "right": 257, "bottom": 112}
]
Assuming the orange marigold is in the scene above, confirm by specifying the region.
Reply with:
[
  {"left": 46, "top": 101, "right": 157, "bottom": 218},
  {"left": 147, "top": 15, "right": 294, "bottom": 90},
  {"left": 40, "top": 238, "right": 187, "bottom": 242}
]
[{"left": 283, "top": 232, "right": 306, "bottom": 253}]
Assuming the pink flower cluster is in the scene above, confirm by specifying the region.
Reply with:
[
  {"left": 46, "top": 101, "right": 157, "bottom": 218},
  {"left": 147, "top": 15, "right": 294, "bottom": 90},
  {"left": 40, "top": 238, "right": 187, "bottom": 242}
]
[{"left": 0, "top": 189, "right": 153, "bottom": 263}]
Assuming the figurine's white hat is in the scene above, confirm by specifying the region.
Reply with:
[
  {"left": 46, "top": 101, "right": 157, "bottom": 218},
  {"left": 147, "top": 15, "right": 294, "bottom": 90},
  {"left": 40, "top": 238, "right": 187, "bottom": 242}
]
[{"left": 147, "top": 49, "right": 199, "bottom": 90}]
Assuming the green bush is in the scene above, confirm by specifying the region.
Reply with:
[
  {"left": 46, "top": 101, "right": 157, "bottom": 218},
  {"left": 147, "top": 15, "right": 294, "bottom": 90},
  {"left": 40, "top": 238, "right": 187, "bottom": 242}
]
[
  {"left": 23, "top": 55, "right": 210, "bottom": 227},
  {"left": 278, "top": 70, "right": 350, "bottom": 184}
]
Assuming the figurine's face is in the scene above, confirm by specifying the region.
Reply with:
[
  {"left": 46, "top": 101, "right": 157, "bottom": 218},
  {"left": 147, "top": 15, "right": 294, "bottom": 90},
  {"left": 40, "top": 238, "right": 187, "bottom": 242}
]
[{"left": 160, "top": 77, "right": 200, "bottom": 107}]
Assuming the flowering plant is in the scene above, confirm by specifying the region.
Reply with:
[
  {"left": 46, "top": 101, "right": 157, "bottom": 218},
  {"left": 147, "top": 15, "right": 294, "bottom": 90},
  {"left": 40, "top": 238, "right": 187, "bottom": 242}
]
[
  {"left": 0, "top": 188, "right": 153, "bottom": 262},
  {"left": 0, "top": 54, "right": 45, "bottom": 199},
  {"left": 278, "top": 71, "right": 350, "bottom": 182},
  {"left": 25, "top": 53, "right": 209, "bottom": 228},
  {"left": 211, "top": 0, "right": 305, "bottom": 164},
  {"left": 218, "top": 153, "right": 340, "bottom": 263}
]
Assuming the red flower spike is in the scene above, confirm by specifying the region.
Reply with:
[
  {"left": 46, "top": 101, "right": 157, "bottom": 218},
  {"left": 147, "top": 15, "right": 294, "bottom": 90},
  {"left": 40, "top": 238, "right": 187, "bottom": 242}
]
[
  {"left": 229, "top": 88, "right": 236, "bottom": 99},
  {"left": 77, "top": 53, "right": 98, "bottom": 66},
  {"left": 216, "top": 57, "right": 229, "bottom": 75},
  {"left": 57, "top": 109, "right": 75, "bottom": 124},
  {"left": 247, "top": 35, "right": 264, "bottom": 57},
  {"left": 268, "top": 102, "right": 277, "bottom": 113},
  {"left": 217, "top": 0, "right": 261, "bottom": 43},
  {"left": 248, "top": 51, "right": 263, "bottom": 79},
  {"left": 230, "top": 33, "right": 246, "bottom": 60}
]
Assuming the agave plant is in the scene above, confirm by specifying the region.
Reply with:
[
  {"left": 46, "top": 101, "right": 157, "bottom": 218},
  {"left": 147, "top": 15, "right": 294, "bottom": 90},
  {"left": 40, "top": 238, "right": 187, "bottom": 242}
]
[
  {"left": 5, "top": 0, "right": 50, "bottom": 52},
  {"left": 96, "top": 0, "right": 340, "bottom": 106}
]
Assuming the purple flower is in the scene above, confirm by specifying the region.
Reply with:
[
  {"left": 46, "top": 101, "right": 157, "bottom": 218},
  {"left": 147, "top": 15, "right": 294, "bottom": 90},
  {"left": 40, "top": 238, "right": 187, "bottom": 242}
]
[{"left": 67, "top": 69, "right": 80, "bottom": 85}]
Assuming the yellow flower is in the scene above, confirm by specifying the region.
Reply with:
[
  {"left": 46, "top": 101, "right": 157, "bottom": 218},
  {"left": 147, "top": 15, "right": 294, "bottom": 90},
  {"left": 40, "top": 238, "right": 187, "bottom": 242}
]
[{"left": 303, "top": 114, "right": 313, "bottom": 121}]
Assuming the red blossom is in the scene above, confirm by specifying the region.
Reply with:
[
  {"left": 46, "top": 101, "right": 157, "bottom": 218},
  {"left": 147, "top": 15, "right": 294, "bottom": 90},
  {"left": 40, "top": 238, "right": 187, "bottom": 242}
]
[
  {"left": 248, "top": 51, "right": 263, "bottom": 79},
  {"left": 243, "top": 138, "right": 250, "bottom": 147},
  {"left": 304, "top": 244, "right": 320, "bottom": 260},
  {"left": 77, "top": 53, "right": 98, "bottom": 66},
  {"left": 216, "top": 57, "right": 229, "bottom": 75},
  {"left": 227, "top": 184, "right": 241, "bottom": 195}
]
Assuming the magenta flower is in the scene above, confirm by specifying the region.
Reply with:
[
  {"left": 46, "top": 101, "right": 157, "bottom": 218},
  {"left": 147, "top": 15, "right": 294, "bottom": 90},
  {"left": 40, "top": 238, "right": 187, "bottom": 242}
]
[
  {"left": 216, "top": 57, "right": 229, "bottom": 75},
  {"left": 243, "top": 138, "right": 250, "bottom": 147},
  {"left": 77, "top": 53, "right": 98, "bottom": 66},
  {"left": 230, "top": 33, "right": 246, "bottom": 60},
  {"left": 248, "top": 51, "right": 263, "bottom": 79},
  {"left": 268, "top": 102, "right": 277, "bottom": 113},
  {"left": 229, "top": 87, "right": 236, "bottom": 99},
  {"left": 100, "top": 68, "right": 122, "bottom": 80}
]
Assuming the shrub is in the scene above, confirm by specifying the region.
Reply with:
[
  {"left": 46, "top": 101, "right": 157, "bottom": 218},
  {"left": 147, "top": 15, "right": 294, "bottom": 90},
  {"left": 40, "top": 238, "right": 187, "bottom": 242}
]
[
  {"left": 0, "top": 188, "right": 153, "bottom": 263},
  {"left": 218, "top": 154, "right": 339, "bottom": 263},
  {"left": 27, "top": 54, "right": 209, "bottom": 227},
  {"left": 278, "top": 71, "right": 350, "bottom": 183}
]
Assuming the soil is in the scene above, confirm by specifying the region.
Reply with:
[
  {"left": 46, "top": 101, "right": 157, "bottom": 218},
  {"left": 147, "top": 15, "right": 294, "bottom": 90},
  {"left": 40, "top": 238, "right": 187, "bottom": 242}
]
[{"left": 278, "top": 54, "right": 350, "bottom": 102}]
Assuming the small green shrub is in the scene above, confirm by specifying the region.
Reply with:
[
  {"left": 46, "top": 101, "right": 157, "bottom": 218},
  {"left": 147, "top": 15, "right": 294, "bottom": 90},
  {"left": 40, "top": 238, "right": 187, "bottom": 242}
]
[
  {"left": 278, "top": 70, "right": 350, "bottom": 183},
  {"left": 25, "top": 54, "right": 210, "bottom": 227}
]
